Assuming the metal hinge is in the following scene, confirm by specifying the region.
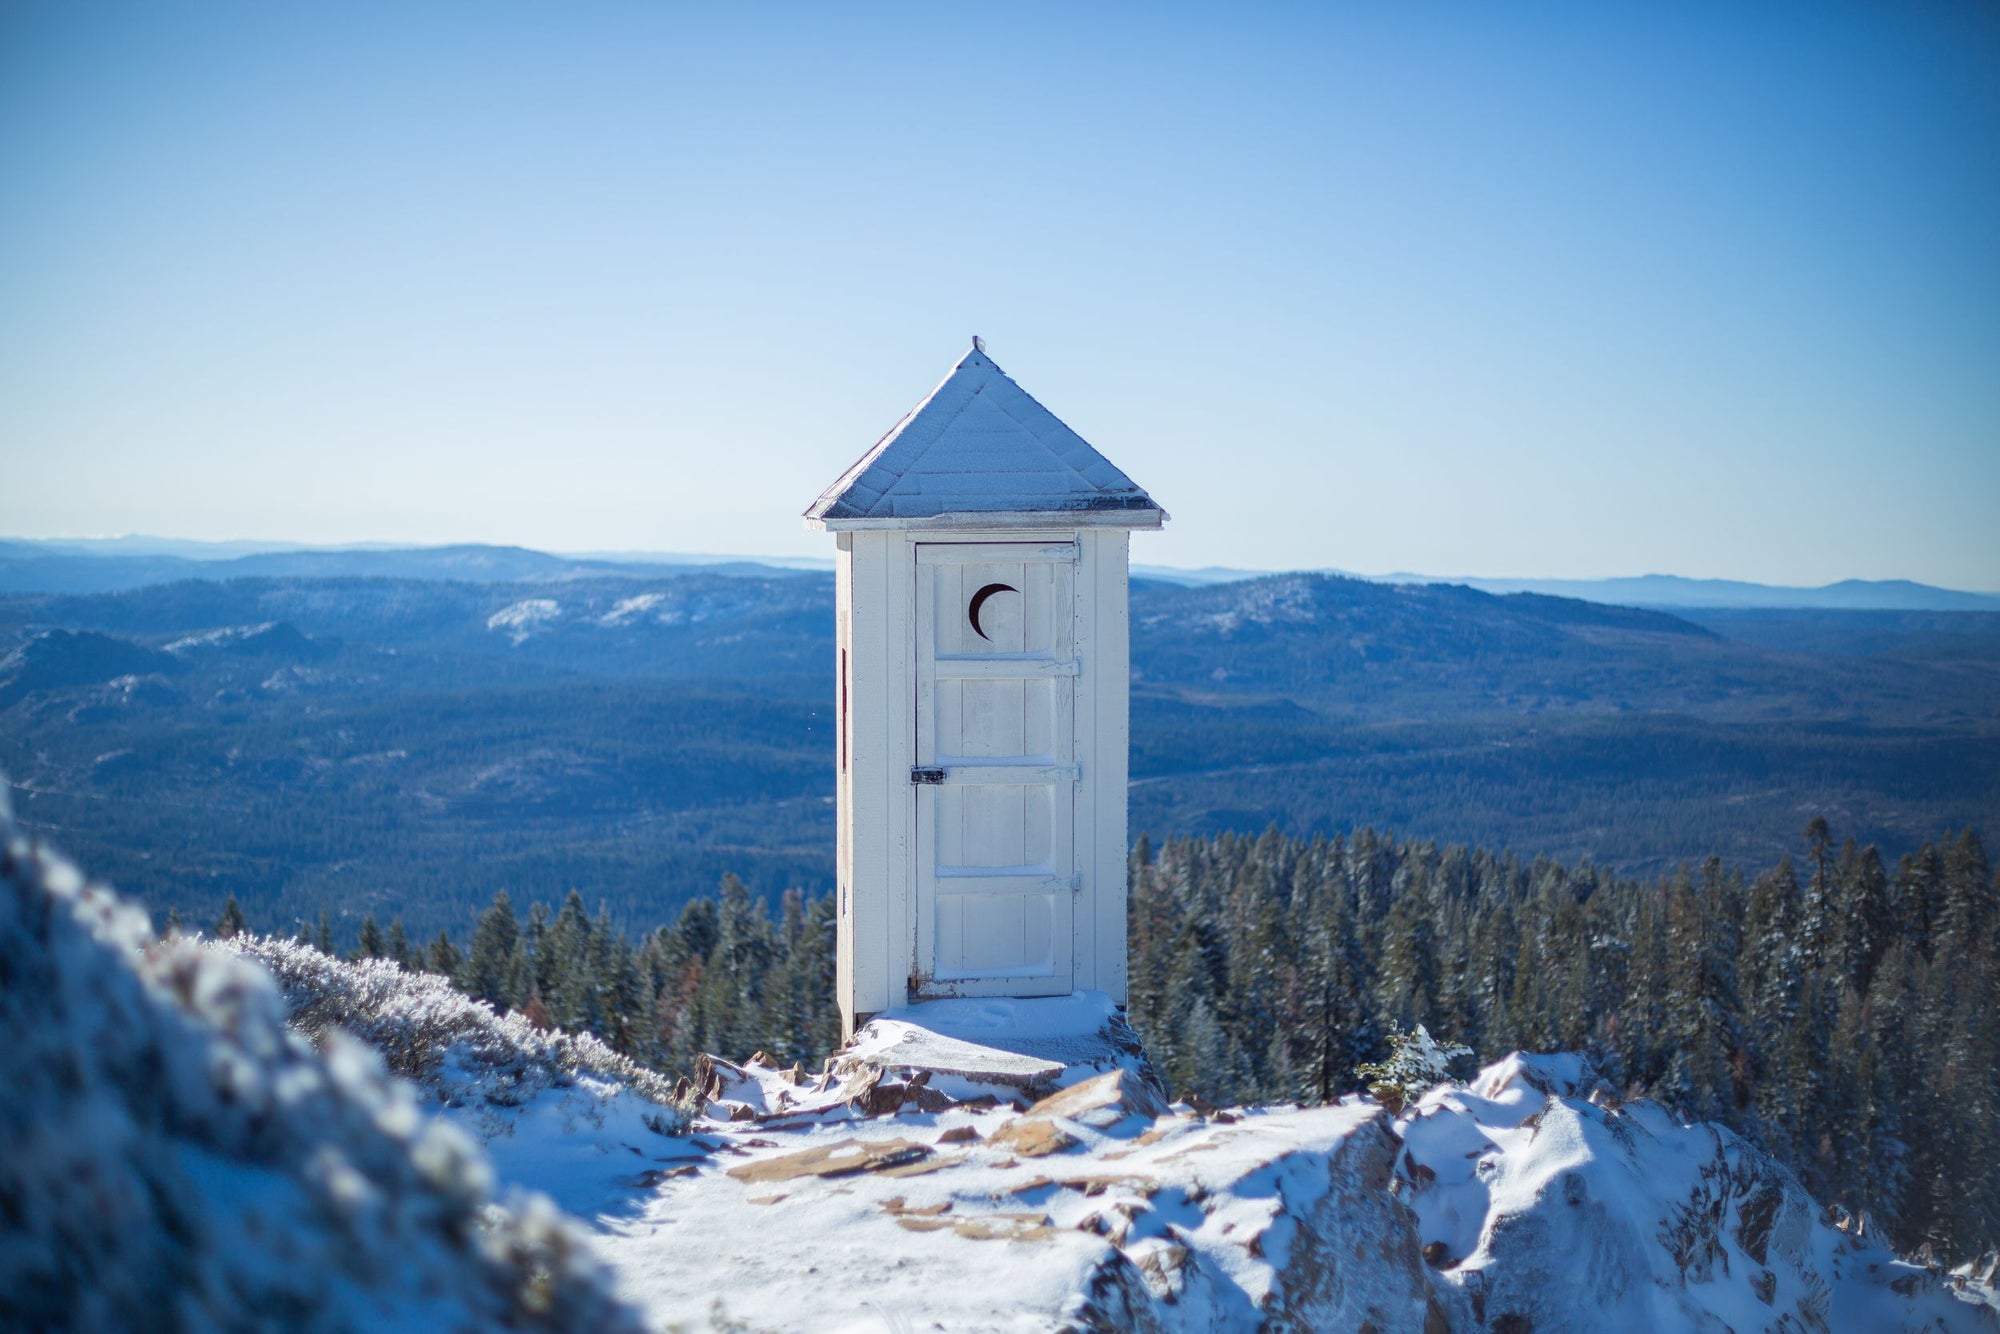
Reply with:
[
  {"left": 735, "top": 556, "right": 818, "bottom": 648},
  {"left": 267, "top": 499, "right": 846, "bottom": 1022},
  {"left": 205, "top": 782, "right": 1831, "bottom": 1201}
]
[{"left": 910, "top": 766, "right": 946, "bottom": 785}]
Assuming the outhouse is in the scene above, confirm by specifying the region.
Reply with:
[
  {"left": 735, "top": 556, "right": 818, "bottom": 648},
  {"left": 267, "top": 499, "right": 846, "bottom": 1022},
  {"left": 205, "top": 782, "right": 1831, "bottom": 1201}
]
[{"left": 805, "top": 343, "right": 1165, "bottom": 1037}]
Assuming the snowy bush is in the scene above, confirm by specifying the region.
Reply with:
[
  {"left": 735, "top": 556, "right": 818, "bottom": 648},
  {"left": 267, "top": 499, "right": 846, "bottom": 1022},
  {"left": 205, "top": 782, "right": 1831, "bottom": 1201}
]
[
  {"left": 226, "top": 933, "right": 688, "bottom": 1133},
  {"left": 0, "top": 791, "right": 649, "bottom": 1334},
  {"left": 1356, "top": 1024, "right": 1473, "bottom": 1113}
]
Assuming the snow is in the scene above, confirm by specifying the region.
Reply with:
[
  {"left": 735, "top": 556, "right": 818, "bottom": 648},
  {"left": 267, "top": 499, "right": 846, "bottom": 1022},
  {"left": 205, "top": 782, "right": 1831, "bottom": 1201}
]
[
  {"left": 805, "top": 347, "right": 1164, "bottom": 528},
  {"left": 486, "top": 597, "right": 560, "bottom": 642}
]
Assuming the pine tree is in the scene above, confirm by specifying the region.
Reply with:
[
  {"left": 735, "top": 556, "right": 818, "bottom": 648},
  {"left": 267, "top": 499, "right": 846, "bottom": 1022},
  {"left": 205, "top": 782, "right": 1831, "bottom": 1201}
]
[
  {"left": 1658, "top": 861, "right": 1741, "bottom": 1122},
  {"left": 212, "top": 895, "right": 247, "bottom": 939},
  {"left": 691, "top": 875, "right": 773, "bottom": 1060},
  {"left": 1832, "top": 841, "right": 1893, "bottom": 996},
  {"left": 1802, "top": 816, "right": 1835, "bottom": 969},
  {"left": 387, "top": 918, "right": 413, "bottom": 970},
  {"left": 425, "top": 930, "right": 463, "bottom": 979},
  {"left": 542, "top": 891, "right": 597, "bottom": 1032},
  {"left": 356, "top": 913, "right": 387, "bottom": 961},
  {"left": 464, "top": 890, "right": 521, "bottom": 1008}
]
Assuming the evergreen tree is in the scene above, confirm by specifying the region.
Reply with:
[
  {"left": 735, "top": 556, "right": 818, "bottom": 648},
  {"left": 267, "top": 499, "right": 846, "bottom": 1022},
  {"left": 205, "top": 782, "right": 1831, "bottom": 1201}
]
[
  {"left": 1831, "top": 842, "right": 1893, "bottom": 995},
  {"left": 542, "top": 890, "right": 597, "bottom": 1031},
  {"left": 387, "top": 918, "right": 413, "bottom": 970},
  {"left": 690, "top": 874, "right": 773, "bottom": 1060},
  {"left": 463, "top": 890, "right": 520, "bottom": 1008},
  {"left": 212, "top": 895, "right": 247, "bottom": 939},
  {"left": 356, "top": 913, "right": 387, "bottom": 961},
  {"left": 425, "top": 930, "right": 463, "bottom": 979}
]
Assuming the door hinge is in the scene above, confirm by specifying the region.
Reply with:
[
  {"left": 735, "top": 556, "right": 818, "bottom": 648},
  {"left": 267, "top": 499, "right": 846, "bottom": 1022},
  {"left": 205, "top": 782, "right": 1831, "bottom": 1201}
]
[{"left": 910, "top": 766, "right": 946, "bottom": 785}]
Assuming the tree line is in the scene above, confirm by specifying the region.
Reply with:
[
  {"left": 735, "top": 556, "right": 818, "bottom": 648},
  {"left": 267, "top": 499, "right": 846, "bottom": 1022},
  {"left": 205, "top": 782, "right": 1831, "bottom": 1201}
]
[{"left": 213, "top": 820, "right": 1997, "bottom": 1263}]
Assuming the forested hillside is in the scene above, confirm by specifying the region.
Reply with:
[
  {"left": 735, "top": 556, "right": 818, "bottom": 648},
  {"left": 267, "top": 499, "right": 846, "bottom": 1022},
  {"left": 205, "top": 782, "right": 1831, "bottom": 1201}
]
[{"left": 4, "top": 567, "right": 1995, "bottom": 939}]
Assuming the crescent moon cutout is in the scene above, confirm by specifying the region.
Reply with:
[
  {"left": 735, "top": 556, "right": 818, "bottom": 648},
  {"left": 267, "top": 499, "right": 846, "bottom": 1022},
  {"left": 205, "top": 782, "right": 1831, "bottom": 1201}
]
[{"left": 968, "top": 583, "right": 1018, "bottom": 641}]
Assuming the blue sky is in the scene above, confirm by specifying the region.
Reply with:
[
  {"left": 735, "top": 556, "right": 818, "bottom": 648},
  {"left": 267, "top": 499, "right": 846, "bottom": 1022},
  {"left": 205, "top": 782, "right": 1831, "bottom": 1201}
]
[{"left": 2, "top": 3, "right": 1995, "bottom": 586}]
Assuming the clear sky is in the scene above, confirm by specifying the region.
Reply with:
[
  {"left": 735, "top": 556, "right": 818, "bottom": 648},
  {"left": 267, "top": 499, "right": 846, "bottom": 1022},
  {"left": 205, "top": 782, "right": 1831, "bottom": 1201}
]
[{"left": 2, "top": 3, "right": 1996, "bottom": 587}]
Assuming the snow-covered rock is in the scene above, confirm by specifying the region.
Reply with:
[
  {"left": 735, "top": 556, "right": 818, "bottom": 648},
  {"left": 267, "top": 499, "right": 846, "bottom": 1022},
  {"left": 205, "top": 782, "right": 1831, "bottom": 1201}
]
[
  {"left": 1397, "top": 1052, "right": 1996, "bottom": 1333},
  {"left": 0, "top": 796, "right": 646, "bottom": 1334}
]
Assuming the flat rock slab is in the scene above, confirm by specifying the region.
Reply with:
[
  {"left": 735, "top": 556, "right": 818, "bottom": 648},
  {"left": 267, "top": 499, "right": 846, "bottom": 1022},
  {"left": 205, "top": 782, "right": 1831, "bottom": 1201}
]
[
  {"left": 724, "top": 1138, "right": 931, "bottom": 1184},
  {"left": 986, "top": 1118, "right": 1083, "bottom": 1159},
  {"left": 1023, "top": 1068, "right": 1169, "bottom": 1126}
]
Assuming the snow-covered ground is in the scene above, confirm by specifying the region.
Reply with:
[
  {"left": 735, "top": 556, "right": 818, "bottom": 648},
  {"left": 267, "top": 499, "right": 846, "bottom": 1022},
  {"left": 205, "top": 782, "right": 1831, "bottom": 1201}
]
[
  {"left": 9, "top": 797, "right": 1996, "bottom": 1331},
  {"left": 392, "top": 982, "right": 1999, "bottom": 1333}
]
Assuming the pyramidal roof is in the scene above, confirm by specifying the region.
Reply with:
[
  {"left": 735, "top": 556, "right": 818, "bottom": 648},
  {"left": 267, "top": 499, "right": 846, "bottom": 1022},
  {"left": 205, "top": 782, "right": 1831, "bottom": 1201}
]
[{"left": 805, "top": 346, "right": 1164, "bottom": 530}]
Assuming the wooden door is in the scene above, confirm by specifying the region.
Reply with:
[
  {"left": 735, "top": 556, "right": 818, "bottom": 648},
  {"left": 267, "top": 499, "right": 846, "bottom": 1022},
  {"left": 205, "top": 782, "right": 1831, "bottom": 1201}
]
[{"left": 913, "top": 541, "right": 1078, "bottom": 996}]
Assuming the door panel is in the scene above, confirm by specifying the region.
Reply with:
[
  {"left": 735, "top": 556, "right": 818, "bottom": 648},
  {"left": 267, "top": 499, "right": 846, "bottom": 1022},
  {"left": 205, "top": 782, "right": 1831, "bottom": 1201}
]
[{"left": 914, "top": 542, "right": 1077, "bottom": 995}]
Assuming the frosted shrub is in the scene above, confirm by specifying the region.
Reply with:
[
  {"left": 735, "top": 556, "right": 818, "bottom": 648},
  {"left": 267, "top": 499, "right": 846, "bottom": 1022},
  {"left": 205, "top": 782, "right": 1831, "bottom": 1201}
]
[
  {"left": 1356, "top": 1024, "right": 1474, "bottom": 1114},
  {"left": 227, "top": 933, "right": 687, "bottom": 1130},
  {"left": 0, "top": 791, "right": 649, "bottom": 1334}
]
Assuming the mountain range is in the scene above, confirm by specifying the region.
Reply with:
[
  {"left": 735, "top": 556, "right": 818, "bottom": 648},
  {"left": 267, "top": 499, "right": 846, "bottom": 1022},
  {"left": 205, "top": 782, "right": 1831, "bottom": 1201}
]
[
  {"left": 2, "top": 541, "right": 1994, "bottom": 942},
  {"left": 4, "top": 537, "right": 1994, "bottom": 610}
]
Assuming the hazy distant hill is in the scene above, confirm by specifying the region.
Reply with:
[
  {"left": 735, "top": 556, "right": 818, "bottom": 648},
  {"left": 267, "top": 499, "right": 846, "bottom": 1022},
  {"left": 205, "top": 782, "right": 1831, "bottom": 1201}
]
[
  {"left": 0, "top": 538, "right": 804, "bottom": 594},
  {"left": 1440, "top": 572, "right": 2000, "bottom": 611},
  {"left": 8, "top": 539, "right": 1993, "bottom": 609},
  {"left": 1, "top": 561, "right": 1993, "bottom": 942}
]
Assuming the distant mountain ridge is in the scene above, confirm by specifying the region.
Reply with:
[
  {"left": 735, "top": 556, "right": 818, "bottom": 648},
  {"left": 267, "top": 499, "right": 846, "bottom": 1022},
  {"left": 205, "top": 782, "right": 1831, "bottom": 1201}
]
[
  {"left": 0, "top": 539, "right": 812, "bottom": 594},
  {"left": 5, "top": 538, "right": 1990, "bottom": 609},
  {"left": 1420, "top": 571, "right": 2000, "bottom": 611},
  {"left": 1137, "top": 562, "right": 2000, "bottom": 611}
]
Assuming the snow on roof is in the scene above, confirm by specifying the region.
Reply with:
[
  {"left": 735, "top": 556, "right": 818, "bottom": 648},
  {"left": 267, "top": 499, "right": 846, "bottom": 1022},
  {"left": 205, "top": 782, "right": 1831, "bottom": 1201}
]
[{"left": 805, "top": 345, "right": 1165, "bottom": 531}]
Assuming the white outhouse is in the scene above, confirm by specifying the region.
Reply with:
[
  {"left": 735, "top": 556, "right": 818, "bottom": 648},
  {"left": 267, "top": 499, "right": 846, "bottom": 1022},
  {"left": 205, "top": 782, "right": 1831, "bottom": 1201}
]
[{"left": 805, "top": 344, "right": 1165, "bottom": 1037}]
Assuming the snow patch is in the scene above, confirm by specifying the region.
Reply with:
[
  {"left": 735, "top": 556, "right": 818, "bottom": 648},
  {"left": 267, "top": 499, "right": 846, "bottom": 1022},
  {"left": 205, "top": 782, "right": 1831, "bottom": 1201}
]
[
  {"left": 486, "top": 598, "right": 560, "bottom": 643},
  {"left": 165, "top": 621, "right": 280, "bottom": 651},
  {"left": 598, "top": 593, "right": 666, "bottom": 626}
]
